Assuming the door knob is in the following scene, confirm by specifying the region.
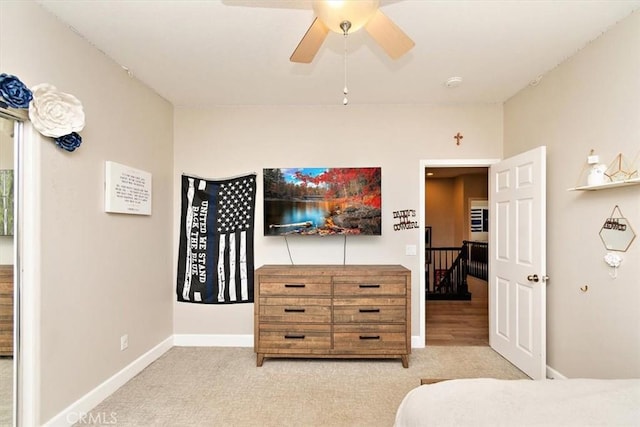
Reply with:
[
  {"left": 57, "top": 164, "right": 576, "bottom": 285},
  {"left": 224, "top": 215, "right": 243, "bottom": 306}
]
[{"left": 527, "top": 274, "right": 539, "bottom": 282}]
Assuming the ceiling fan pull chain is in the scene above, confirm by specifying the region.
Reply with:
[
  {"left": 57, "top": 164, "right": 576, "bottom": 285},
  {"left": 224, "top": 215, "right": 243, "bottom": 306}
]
[
  {"left": 341, "top": 20, "right": 351, "bottom": 106},
  {"left": 343, "top": 36, "right": 348, "bottom": 105}
]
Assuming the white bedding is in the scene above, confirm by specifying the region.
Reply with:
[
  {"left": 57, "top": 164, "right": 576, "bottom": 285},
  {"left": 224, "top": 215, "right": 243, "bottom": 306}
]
[{"left": 394, "top": 378, "right": 640, "bottom": 427}]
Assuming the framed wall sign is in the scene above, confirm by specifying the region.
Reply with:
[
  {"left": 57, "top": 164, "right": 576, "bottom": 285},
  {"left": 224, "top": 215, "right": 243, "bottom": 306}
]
[{"left": 104, "top": 161, "right": 152, "bottom": 215}]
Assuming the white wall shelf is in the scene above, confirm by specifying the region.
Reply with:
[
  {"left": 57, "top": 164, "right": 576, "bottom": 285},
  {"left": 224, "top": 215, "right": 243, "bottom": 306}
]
[{"left": 568, "top": 177, "right": 640, "bottom": 191}]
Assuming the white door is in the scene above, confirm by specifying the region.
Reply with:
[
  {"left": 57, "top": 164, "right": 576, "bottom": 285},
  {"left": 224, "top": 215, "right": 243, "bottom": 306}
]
[{"left": 489, "top": 146, "right": 547, "bottom": 379}]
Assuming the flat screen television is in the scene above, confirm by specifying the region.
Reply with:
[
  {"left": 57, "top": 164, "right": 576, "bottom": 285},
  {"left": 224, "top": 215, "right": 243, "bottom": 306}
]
[{"left": 263, "top": 167, "right": 382, "bottom": 236}]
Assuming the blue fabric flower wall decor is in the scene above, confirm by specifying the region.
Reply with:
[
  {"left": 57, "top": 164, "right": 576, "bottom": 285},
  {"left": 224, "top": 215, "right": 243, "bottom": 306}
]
[
  {"left": 53, "top": 132, "right": 82, "bottom": 152},
  {"left": 0, "top": 73, "right": 33, "bottom": 109}
]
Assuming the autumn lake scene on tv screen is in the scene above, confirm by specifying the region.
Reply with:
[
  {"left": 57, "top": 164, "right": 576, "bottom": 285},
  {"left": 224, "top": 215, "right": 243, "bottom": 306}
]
[{"left": 263, "top": 167, "right": 382, "bottom": 236}]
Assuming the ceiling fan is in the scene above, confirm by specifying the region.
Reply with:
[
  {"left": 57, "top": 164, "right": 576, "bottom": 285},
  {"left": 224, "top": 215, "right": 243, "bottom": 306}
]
[{"left": 290, "top": 0, "right": 415, "bottom": 63}]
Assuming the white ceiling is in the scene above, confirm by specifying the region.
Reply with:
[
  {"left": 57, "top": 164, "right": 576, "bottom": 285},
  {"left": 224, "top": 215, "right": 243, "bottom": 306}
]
[{"left": 36, "top": 0, "right": 640, "bottom": 107}]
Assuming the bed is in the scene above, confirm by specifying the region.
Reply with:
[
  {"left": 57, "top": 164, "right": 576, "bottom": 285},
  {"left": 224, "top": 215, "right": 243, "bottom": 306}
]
[{"left": 394, "top": 378, "right": 640, "bottom": 426}]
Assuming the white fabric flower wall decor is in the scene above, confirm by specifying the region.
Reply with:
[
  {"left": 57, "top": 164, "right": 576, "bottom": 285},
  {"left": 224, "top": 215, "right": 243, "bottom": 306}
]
[{"left": 28, "top": 83, "right": 85, "bottom": 138}]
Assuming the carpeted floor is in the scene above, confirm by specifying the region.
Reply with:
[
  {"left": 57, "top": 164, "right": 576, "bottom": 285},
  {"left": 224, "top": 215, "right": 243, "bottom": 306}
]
[
  {"left": 79, "top": 346, "right": 527, "bottom": 427},
  {"left": 0, "top": 357, "right": 12, "bottom": 426}
]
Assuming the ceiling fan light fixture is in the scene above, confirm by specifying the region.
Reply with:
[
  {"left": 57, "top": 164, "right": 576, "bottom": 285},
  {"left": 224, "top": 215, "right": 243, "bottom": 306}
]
[{"left": 312, "top": 0, "right": 380, "bottom": 34}]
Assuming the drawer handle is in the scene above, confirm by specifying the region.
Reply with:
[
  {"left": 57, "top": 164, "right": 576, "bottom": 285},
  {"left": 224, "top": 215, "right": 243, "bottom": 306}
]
[
  {"left": 359, "top": 284, "right": 380, "bottom": 288},
  {"left": 284, "top": 308, "right": 306, "bottom": 313},
  {"left": 359, "top": 308, "right": 381, "bottom": 313},
  {"left": 359, "top": 335, "right": 381, "bottom": 340},
  {"left": 284, "top": 283, "right": 306, "bottom": 288},
  {"left": 284, "top": 335, "right": 305, "bottom": 340}
]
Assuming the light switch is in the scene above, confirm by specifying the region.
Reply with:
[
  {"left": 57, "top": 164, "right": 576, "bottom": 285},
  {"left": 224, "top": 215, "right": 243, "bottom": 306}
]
[{"left": 405, "top": 244, "right": 417, "bottom": 256}]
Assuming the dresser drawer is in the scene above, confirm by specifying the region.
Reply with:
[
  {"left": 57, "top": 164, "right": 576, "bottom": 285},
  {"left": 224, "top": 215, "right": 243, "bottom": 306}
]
[
  {"left": 258, "top": 324, "right": 331, "bottom": 350},
  {"left": 333, "top": 305, "right": 406, "bottom": 323},
  {"left": 259, "top": 276, "right": 331, "bottom": 296},
  {"left": 259, "top": 298, "right": 331, "bottom": 323},
  {"left": 333, "top": 324, "right": 406, "bottom": 351},
  {"left": 0, "top": 280, "right": 12, "bottom": 294},
  {"left": 333, "top": 279, "right": 406, "bottom": 296}
]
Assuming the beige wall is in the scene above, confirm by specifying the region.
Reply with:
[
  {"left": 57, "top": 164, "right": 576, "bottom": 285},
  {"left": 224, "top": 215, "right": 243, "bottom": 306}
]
[
  {"left": 452, "top": 176, "right": 465, "bottom": 245},
  {"left": 504, "top": 11, "right": 640, "bottom": 378},
  {"left": 174, "top": 105, "right": 503, "bottom": 338},
  {"left": 1, "top": 1, "right": 174, "bottom": 422},
  {"left": 425, "top": 179, "right": 456, "bottom": 247}
]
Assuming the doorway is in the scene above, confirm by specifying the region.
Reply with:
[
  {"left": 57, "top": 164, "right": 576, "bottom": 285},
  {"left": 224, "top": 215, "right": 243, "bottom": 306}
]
[
  {"left": 417, "top": 159, "right": 498, "bottom": 346},
  {"left": 425, "top": 166, "right": 489, "bottom": 345}
]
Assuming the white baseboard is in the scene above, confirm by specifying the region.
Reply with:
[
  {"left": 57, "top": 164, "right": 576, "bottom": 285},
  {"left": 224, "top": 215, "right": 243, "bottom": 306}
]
[
  {"left": 43, "top": 336, "right": 173, "bottom": 427},
  {"left": 546, "top": 365, "right": 568, "bottom": 379},
  {"left": 411, "top": 335, "right": 425, "bottom": 348},
  {"left": 173, "top": 334, "right": 253, "bottom": 347}
]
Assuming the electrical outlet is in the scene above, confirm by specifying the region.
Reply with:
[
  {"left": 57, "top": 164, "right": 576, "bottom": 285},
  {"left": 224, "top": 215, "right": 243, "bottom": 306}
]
[
  {"left": 120, "top": 334, "right": 128, "bottom": 351},
  {"left": 405, "top": 244, "right": 417, "bottom": 256}
]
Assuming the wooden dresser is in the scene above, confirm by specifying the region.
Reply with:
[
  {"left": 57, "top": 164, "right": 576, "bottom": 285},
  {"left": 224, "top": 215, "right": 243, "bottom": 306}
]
[
  {"left": 0, "top": 265, "right": 13, "bottom": 356},
  {"left": 254, "top": 264, "right": 411, "bottom": 367}
]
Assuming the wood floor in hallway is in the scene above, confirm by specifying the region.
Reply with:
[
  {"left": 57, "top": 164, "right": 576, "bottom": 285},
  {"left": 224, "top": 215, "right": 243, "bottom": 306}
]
[{"left": 426, "top": 276, "right": 489, "bottom": 346}]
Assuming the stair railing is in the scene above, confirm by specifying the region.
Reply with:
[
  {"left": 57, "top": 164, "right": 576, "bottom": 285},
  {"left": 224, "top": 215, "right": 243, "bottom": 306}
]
[
  {"left": 464, "top": 240, "right": 488, "bottom": 281},
  {"left": 426, "top": 245, "right": 470, "bottom": 300}
]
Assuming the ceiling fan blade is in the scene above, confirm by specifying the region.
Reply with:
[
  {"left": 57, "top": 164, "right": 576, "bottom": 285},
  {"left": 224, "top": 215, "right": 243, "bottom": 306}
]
[
  {"left": 365, "top": 9, "right": 415, "bottom": 59},
  {"left": 290, "top": 17, "right": 329, "bottom": 63}
]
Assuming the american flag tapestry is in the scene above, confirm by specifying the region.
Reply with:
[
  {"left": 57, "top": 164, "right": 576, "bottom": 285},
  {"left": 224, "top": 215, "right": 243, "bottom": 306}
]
[{"left": 176, "top": 173, "right": 256, "bottom": 304}]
